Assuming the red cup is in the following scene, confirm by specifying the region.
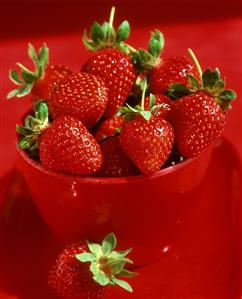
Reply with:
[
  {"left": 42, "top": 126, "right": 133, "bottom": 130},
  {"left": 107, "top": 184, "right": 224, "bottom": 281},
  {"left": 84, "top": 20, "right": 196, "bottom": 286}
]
[{"left": 17, "top": 142, "right": 212, "bottom": 266}]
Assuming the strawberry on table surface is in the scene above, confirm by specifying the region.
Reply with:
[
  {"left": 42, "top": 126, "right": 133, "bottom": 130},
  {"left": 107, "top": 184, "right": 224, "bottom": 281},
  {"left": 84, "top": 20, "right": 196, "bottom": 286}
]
[
  {"left": 48, "top": 233, "right": 136, "bottom": 299},
  {"left": 16, "top": 102, "right": 103, "bottom": 175},
  {"left": 48, "top": 72, "right": 108, "bottom": 128},
  {"left": 7, "top": 43, "right": 72, "bottom": 100},
  {"left": 97, "top": 136, "right": 139, "bottom": 177}
]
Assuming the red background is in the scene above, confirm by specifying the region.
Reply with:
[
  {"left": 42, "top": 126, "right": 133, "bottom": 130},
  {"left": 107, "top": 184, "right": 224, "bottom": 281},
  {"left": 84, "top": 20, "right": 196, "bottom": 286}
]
[
  {"left": 0, "top": 2, "right": 242, "bottom": 298},
  {"left": 0, "top": 0, "right": 242, "bottom": 177}
]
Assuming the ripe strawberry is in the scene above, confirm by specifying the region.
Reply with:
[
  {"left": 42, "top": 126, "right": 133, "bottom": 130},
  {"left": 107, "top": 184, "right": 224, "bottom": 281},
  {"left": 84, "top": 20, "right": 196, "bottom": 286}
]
[
  {"left": 94, "top": 116, "right": 124, "bottom": 142},
  {"left": 97, "top": 136, "right": 139, "bottom": 177},
  {"left": 143, "top": 94, "right": 173, "bottom": 119},
  {"left": 149, "top": 56, "right": 199, "bottom": 94},
  {"left": 168, "top": 50, "right": 236, "bottom": 158},
  {"left": 7, "top": 43, "right": 72, "bottom": 100},
  {"left": 82, "top": 48, "right": 136, "bottom": 117},
  {"left": 48, "top": 233, "right": 136, "bottom": 299},
  {"left": 48, "top": 72, "right": 108, "bottom": 128},
  {"left": 120, "top": 116, "right": 174, "bottom": 174},
  {"left": 82, "top": 7, "right": 136, "bottom": 118},
  {"left": 119, "top": 79, "right": 174, "bottom": 175},
  {"left": 171, "top": 91, "right": 226, "bottom": 157},
  {"left": 48, "top": 241, "right": 103, "bottom": 299},
  {"left": 16, "top": 102, "right": 103, "bottom": 175},
  {"left": 31, "top": 64, "right": 72, "bottom": 99}
]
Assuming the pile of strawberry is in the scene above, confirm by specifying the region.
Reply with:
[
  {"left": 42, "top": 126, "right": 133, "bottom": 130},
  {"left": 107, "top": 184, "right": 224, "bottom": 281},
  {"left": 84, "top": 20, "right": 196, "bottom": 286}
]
[{"left": 8, "top": 7, "right": 236, "bottom": 176}]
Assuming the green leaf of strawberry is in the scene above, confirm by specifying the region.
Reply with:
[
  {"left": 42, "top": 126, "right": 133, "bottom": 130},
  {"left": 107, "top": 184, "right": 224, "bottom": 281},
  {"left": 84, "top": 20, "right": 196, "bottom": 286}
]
[
  {"left": 167, "top": 83, "right": 192, "bottom": 99},
  {"left": 132, "top": 30, "right": 164, "bottom": 73},
  {"left": 148, "top": 30, "right": 164, "bottom": 59},
  {"left": 167, "top": 49, "right": 237, "bottom": 111},
  {"left": 102, "top": 233, "right": 117, "bottom": 255},
  {"left": 16, "top": 100, "right": 49, "bottom": 156},
  {"left": 7, "top": 43, "right": 49, "bottom": 99},
  {"left": 111, "top": 278, "right": 133, "bottom": 292},
  {"left": 90, "top": 22, "right": 105, "bottom": 43},
  {"left": 75, "top": 233, "right": 136, "bottom": 292},
  {"left": 116, "top": 21, "right": 130, "bottom": 43},
  {"left": 83, "top": 7, "right": 132, "bottom": 54}
]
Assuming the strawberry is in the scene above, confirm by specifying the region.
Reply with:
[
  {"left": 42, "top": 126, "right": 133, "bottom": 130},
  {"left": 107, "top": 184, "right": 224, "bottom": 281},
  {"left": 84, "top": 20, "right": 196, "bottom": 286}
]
[
  {"left": 16, "top": 101, "right": 103, "bottom": 175},
  {"left": 171, "top": 91, "right": 226, "bottom": 157},
  {"left": 120, "top": 116, "right": 174, "bottom": 174},
  {"left": 143, "top": 94, "right": 173, "bottom": 119},
  {"left": 119, "top": 80, "right": 174, "bottom": 174},
  {"left": 149, "top": 56, "right": 199, "bottom": 94},
  {"left": 82, "top": 48, "right": 136, "bottom": 118},
  {"left": 7, "top": 43, "right": 72, "bottom": 100},
  {"left": 168, "top": 49, "right": 236, "bottom": 158},
  {"left": 97, "top": 136, "right": 139, "bottom": 177},
  {"left": 48, "top": 72, "right": 108, "bottom": 128},
  {"left": 48, "top": 233, "right": 136, "bottom": 299},
  {"left": 94, "top": 116, "right": 124, "bottom": 142},
  {"left": 31, "top": 64, "right": 72, "bottom": 99},
  {"left": 82, "top": 7, "right": 136, "bottom": 117}
]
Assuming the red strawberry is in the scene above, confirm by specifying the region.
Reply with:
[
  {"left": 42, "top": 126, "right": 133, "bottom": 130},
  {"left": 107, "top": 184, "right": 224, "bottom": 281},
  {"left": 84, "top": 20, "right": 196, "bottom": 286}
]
[
  {"left": 16, "top": 102, "right": 103, "bottom": 175},
  {"left": 31, "top": 64, "right": 72, "bottom": 99},
  {"left": 171, "top": 91, "right": 226, "bottom": 158},
  {"left": 149, "top": 56, "right": 199, "bottom": 94},
  {"left": 94, "top": 116, "right": 124, "bottom": 142},
  {"left": 82, "top": 48, "right": 136, "bottom": 117},
  {"left": 48, "top": 72, "right": 108, "bottom": 128},
  {"left": 7, "top": 43, "right": 72, "bottom": 100},
  {"left": 82, "top": 8, "right": 138, "bottom": 117},
  {"left": 48, "top": 233, "right": 136, "bottom": 299},
  {"left": 120, "top": 115, "right": 174, "bottom": 174},
  {"left": 143, "top": 94, "right": 173, "bottom": 119},
  {"left": 168, "top": 51, "right": 236, "bottom": 158},
  {"left": 97, "top": 136, "right": 139, "bottom": 177},
  {"left": 48, "top": 241, "right": 103, "bottom": 299}
]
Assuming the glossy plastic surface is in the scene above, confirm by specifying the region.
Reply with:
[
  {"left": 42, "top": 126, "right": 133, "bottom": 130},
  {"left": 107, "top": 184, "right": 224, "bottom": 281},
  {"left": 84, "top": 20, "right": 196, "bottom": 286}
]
[
  {"left": 0, "top": 138, "right": 241, "bottom": 299},
  {"left": 17, "top": 144, "right": 212, "bottom": 265}
]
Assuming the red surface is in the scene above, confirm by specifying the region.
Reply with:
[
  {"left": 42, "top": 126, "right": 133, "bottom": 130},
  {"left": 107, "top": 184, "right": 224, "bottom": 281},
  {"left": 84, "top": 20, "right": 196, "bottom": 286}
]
[
  {"left": 0, "top": 138, "right": 241, "bottom": 298},
  {"left": 0, "top": 1, "right": 242, "bottom": 298},
  {"left": 16, "top": 141, "right": 212, "bottom": 266}
]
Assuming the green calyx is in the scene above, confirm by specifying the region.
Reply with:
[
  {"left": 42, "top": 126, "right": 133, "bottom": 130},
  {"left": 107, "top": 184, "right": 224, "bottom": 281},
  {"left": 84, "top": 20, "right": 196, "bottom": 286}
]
[
  {"left": 132, "top": 30, "right": 164, "bottom": 73},
  {"left": 167, "top": 49, "right": 237, "bottom": 111},
  {"left": 83, "top": 7, "right": 134, "bottom": 54},
  {"left": 76, "top": 233, "right": 137, "bottom": 293},
  {"left": 119, "top": 78, "right": 159, "bottom": 122},
  {"left": 7, "top": 43, "right": 49, "bottom": 99},
  {"left": 16, "top": 101, "right": 49, "bottom": 157}
]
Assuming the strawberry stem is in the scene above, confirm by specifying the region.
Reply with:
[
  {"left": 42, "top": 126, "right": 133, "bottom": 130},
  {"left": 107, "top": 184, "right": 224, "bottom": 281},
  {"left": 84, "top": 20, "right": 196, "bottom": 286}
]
[
  {"left": 109, "top": 6, "right": 116, "bottom": 29},
  {"left": 140, "top": 78, "right": 147, "bottom": 110},
  {"left": 188, "top": 48, "right": 203, "bottom": 80}
]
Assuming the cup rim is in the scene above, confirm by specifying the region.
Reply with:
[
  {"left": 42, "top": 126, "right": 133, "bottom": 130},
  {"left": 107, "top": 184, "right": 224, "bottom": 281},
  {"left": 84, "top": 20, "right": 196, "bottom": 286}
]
[{"left": 17, "top": 146, "right": 208, "bottom": 185}]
